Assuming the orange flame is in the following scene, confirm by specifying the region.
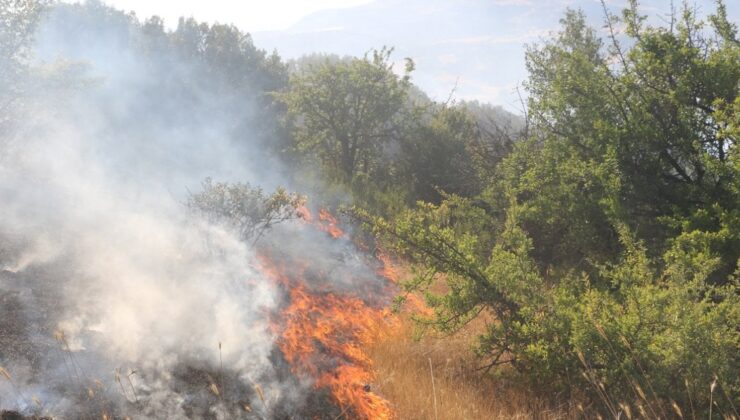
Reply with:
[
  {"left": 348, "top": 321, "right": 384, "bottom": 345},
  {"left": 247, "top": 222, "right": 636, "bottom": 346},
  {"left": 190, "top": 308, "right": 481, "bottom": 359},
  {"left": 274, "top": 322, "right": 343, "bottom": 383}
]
[
  {"left": 376, "top": 250, "right": 399, "bottom": 284},
  {"left": 318, "top": 208, "right": 344, "bottom": 238},
  {"left": 258, "top": 258, "right": 396, "bottom": 419},
  {"left": 296, "top": 205, "right": 313, "bottom": 222},
  {"left": 296, "top": 206, "right": 344, "bottom": 238},
  {"left": 256, "top": 208, "right": 398, "bottom": 418},
  {"left": 376, "top": 250, "right": 431, "bottom": 315}
]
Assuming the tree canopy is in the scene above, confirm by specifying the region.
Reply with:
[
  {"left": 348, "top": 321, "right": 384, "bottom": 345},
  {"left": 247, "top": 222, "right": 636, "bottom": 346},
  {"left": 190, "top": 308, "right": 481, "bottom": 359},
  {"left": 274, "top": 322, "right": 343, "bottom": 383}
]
[{"left": 279, "top": 48, "right": 414, "bottom": 183}]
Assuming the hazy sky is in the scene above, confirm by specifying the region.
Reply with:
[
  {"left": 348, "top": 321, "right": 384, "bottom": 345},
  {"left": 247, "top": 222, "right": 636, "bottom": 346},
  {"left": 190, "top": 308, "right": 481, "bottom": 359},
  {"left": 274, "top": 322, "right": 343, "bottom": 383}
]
[
  {"left": 76, "top": 0, "right": 738, "bottom": 111},
  {"left": 85, "top": 0, "right": 375, "bottom": 32}
]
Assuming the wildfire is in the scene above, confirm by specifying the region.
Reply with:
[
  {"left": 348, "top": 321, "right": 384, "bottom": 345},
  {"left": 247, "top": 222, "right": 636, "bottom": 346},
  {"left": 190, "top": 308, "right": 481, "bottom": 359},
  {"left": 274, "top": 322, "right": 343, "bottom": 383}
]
[
  {"left": 375, "top": 251, "right": 399, "bottom": 284},
  {"left": 259, "top": 207, "right": 398, "bottom": 419},
  {"left": 297, "top": 205, "right": 344, "bottom": 238},
  {"left": 296, "top": 205, "right": 313, "bottom": 222},
  {"left": 280, "top": 283, "right": 396, "bottom": 419},
  {"left": 376, "top": 250, "right": 430, "bottom": 315},
  {"left": 317, "top": 208, "right": 344, "bottom": 239}
]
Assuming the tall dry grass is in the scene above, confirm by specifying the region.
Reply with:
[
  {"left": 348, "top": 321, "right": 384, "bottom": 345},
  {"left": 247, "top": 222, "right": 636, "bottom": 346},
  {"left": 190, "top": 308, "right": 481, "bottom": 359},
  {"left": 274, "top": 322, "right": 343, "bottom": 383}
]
[
  {"left": 368, "top": 311, "right": 578, "bottom": 419},
  {"left": 366, "top": 256, "right": 582, "bottom": 420}
]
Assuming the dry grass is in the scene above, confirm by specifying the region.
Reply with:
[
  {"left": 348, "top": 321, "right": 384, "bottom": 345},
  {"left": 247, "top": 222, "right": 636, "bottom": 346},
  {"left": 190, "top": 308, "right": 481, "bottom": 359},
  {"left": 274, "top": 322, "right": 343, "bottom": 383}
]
[
  {"left": 368, "top": 263, "right": 578, "bottom": 420},
  {"left": 368, "top": 315, "right": 578, "bottom": 420}
]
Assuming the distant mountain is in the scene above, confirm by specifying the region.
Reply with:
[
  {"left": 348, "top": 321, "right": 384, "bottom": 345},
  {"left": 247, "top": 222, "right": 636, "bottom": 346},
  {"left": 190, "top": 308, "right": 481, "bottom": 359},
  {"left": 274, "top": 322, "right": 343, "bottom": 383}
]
[{"left": 253, "top": 0, "right": 737, "bottom": 112}]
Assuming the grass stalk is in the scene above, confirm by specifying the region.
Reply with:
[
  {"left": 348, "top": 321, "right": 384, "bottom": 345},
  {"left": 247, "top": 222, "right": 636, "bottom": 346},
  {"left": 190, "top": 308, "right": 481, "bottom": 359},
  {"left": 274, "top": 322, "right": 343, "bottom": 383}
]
[{"left": 429, "top": 357, "right": 438, "bottom": 420}]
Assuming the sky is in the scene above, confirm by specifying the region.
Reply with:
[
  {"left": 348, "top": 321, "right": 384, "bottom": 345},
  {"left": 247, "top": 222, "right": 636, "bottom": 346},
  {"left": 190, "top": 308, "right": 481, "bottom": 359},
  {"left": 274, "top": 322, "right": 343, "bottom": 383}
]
[
  {"left": 86, "top": 0, "right": 375, "bottom": 32},
  {"left": 75, "top": 0, "right": 738, "bottom": 112}
]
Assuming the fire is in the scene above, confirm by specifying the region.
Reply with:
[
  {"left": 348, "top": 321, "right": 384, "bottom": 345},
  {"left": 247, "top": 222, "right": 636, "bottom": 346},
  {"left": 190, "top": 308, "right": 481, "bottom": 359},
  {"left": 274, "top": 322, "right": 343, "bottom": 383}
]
[
  {"left": 376, "top": 250, "right": 430, "bottom": 315},
  {"left": 296, "top": 205, "right": 313, "bottom": 222},
  {"left": 296, "top": 206, "right": 344, "bottom": 238},
  {"left": 258, "top": 207, "right": 398, "bottom": 418},
  {"left": 376, "top": 251, "right": 399, "bottom": 284},
  {"left": 280, "top": 283, "right": 396, "bottom": 419},
  {"left": 318, "top": 208, "right": 344, "bottom": 238}
]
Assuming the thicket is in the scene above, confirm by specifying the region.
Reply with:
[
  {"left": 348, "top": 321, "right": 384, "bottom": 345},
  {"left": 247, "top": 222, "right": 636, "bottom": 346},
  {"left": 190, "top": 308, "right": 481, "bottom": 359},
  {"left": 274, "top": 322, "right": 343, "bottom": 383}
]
[{"left": 351, "top": 2, "right": 739, "bottom": 417}]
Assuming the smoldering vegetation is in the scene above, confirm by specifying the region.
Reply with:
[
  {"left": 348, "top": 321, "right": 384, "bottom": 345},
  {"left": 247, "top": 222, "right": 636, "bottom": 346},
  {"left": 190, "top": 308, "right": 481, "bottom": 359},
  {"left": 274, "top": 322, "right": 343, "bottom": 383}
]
[
  {"left": 0, "top": 2, "right": 388, "bottom": 418},
  {"left": 5, "top": 0, "right": 738, "bottom": 418}
]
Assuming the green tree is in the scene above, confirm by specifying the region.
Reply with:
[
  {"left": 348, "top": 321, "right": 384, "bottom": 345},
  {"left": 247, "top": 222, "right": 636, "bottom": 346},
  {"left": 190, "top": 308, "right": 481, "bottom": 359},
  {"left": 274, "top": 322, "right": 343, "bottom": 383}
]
[
  {"left": 188, "top": 178, "right": 305, "bottom": 244},
  {"left": 279, "top": 48, "right": 414, "bottom": 182},
  {"left": 399, "top": 104, "right": 481, "bottom": 202},
  {"left": 0, "top": 0, "right": 47, "bottom": 132},
  {"left": 522, "top": 3, "right": 740, "bottom": 279},
  {"left": 0, "top": 0, "right": 45, "bottom": 76}
]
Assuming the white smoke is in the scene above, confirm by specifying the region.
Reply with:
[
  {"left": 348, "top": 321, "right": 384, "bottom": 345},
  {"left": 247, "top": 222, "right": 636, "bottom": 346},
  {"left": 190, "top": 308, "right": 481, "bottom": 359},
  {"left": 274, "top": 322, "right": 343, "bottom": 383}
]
[{"left": 0, "top": 2, "right": 320, "bottom": 418}]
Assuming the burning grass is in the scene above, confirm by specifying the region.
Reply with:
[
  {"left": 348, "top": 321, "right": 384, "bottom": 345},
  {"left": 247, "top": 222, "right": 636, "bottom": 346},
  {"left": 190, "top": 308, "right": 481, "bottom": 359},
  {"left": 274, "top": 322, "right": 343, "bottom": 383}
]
[
  {"left": 257, "top": 208, "right": 400, "bottom": 419},
  {"left": 266, "top": 270, "right": 397, "bottom": 419},
  {"left": 1, "top": 204, "right": 403, "bottom": 419},
  {"left": 1, "top": 207, "right": 580, "bottom": 419}
]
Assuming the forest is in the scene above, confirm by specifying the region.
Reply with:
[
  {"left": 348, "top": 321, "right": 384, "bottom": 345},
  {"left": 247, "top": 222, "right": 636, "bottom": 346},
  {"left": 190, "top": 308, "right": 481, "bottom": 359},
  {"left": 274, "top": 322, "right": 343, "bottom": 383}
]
[{"left": 0, "top": 0, "right": 738, "bottom": 419}]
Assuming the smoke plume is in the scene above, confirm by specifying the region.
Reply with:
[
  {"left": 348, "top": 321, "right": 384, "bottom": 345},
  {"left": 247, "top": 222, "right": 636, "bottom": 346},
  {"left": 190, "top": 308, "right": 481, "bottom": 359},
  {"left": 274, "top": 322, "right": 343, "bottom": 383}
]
[{"left": 0, "top": 2, "right": 386, "bottom": 418}]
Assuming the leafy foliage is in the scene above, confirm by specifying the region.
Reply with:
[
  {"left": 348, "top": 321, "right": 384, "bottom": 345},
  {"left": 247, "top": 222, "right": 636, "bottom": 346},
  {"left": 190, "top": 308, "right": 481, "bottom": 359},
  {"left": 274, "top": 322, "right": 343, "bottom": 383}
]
[
  {"left": 399, "top": 105, "right": 482, "bottom": 202},
  {"left": 188, "top": 178, "right": 305, "bottom": 244},
  {"left": 357, "top": 2, "right": 740, "bottom": 416},
  {"left": 279, "top": 47, "right": 414, "bottom": 183},
  {"left": 0, "top": 0, "right": 47, "bottom": 132}
]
